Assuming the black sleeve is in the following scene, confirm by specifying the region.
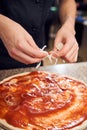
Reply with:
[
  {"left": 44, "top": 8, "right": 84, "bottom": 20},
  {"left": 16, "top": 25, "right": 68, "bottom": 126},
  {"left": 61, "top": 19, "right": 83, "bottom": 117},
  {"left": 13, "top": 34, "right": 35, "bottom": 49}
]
[{"left": 0, "top": 3, "right": 2, "bottom": 13}]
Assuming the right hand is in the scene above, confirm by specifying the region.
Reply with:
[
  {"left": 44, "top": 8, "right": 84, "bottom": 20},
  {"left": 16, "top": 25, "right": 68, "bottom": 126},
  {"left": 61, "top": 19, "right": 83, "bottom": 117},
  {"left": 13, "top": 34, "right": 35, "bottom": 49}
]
[{"left": 0, "top": 15, "right": 47, "bottom": 64}]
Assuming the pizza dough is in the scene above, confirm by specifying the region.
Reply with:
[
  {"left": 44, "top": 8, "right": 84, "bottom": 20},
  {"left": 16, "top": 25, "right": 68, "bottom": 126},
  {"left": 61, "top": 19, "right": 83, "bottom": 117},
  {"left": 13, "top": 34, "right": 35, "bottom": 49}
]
[{"left": 0, "top": 71, "right": 87, "bottom": 130}]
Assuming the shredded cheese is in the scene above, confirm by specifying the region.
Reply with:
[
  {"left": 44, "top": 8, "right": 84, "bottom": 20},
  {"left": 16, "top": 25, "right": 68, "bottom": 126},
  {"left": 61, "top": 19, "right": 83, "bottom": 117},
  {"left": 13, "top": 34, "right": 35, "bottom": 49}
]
[{"left": 36, "top": 45, "right": 58, "bottom": 69}]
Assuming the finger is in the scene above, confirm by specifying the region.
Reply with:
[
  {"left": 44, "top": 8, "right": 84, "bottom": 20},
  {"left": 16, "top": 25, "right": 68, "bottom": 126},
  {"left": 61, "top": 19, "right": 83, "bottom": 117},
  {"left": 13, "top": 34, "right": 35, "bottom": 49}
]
[
  {"left": 70, "top": 50, "right": 78, "bottom": 62},
  {"left": 64, "top": 49, "right": 78, "bottom": 63},
  {"left": 62, "top": 44, "right": 79, "bottom": 63},
  {"left": 9, "top": 48, "right": 42, "bottom": 64},
  {"left": 49, "top": 50, "right": 58, "bottom": 58},
  {"left": 55, "top": 39, "right": 78, "bottom": 58},
  {"left": 53, "top": 37, "right": 74, "bottom": 57},
  {"left": 57, "top": 41, "right": 74, "bottom": 57},
  {"left": 50, "top": 40, "right": 79, "bottom": 62},
  {"left": 49, "top": 42, "right": 64, "bottom": 57},
  {"left": 53, "top": 37, "right": 63, "bottom": 51},
  {"left": 16, "top": 40, "right": 47, "bottom": 59}
]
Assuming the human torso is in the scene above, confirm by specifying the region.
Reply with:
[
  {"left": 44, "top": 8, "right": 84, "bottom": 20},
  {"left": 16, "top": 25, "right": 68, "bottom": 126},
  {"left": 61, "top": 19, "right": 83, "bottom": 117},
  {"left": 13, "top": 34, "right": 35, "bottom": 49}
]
[{"left": 0, "top": 0, "right": 54, "bottom": 69}]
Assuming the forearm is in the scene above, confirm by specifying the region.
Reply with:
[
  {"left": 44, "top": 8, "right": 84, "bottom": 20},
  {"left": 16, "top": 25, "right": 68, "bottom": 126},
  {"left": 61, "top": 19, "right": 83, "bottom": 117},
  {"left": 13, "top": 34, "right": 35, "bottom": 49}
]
[
  {"left": 0, "top": 14, "right": 5, "bottom": 37},
  {"left": 0, "top": 14, "right": 12, "bottom": 39},
  {"left": 0, "top": 14, "right": 17, "bottom": 37},
  {"left": 59, "top": 0, "right": 77, "bottom": 34}
]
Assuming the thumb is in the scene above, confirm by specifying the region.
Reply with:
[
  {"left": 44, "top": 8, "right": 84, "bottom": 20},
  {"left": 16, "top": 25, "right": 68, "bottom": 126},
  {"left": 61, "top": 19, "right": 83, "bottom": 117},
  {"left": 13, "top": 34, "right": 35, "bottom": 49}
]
[{"left": 54, "top": 42, "right": 64, "bottom": 51}]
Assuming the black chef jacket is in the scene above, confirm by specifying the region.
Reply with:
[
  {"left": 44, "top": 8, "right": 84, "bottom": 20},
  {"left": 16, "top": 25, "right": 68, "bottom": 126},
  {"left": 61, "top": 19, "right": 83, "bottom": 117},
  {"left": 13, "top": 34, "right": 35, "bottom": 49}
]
[{"left": 0, "top": 0, "right": 54, "bottom": 69}]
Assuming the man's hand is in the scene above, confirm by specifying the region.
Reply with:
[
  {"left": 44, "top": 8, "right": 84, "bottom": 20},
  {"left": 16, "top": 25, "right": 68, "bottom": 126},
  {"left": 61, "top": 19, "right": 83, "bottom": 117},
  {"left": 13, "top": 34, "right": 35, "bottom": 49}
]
[
  {"left": 50, "top": 23, "right": 79, "bottom": 63},
  {"left": 50, "top": 0, "right": 79, "bottom": 63},
  {"left": 0, "top": 15, "right": 47, "bottom": 64}
]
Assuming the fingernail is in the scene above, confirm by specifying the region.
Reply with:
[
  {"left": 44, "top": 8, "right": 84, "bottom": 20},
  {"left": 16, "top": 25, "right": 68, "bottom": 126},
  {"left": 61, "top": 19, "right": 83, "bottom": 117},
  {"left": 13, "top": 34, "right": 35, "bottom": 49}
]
[{"left": 56, "top": 42, "right": 63, "bottom": 50}]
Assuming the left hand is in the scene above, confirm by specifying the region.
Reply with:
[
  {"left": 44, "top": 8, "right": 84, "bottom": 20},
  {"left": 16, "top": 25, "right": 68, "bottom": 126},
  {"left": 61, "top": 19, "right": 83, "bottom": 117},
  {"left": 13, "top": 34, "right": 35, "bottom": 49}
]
[{"left": 50, "top": 25, "right": 79, "bottom": 63}]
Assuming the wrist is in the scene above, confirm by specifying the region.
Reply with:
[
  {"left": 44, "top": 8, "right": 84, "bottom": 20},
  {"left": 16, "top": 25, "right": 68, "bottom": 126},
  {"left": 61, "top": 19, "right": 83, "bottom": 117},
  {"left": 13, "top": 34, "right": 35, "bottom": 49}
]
[
  {"left": 61, "top": 17, "right": 76, "bottom": 35},
  {"left": 0, "top": 14, "right": 4, "bottom": 36},
  {"left": 0, "top": 14, "right": 18, "bottom": 38},
  {"left": 0, "top": 14, "right": 9, "bottom": 37}
]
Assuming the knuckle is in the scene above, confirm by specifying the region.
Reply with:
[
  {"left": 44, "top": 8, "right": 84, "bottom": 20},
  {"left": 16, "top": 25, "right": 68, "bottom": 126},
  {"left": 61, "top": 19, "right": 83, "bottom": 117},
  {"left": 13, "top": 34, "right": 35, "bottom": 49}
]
[
  {"left": 9, "top": 48, "right": 16, "bottom": 57},
  {"left": 16, "top": 40, "right": 23, "bottom": 49},
  {"left": 77, "top": 45, "right": 79, "bottom": 50},
  {"left": 75, "top": 41, "right": 79, "bottom": 47},
  {"left": 75, "top": 44, "right": 79, "bottom": 51}
]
